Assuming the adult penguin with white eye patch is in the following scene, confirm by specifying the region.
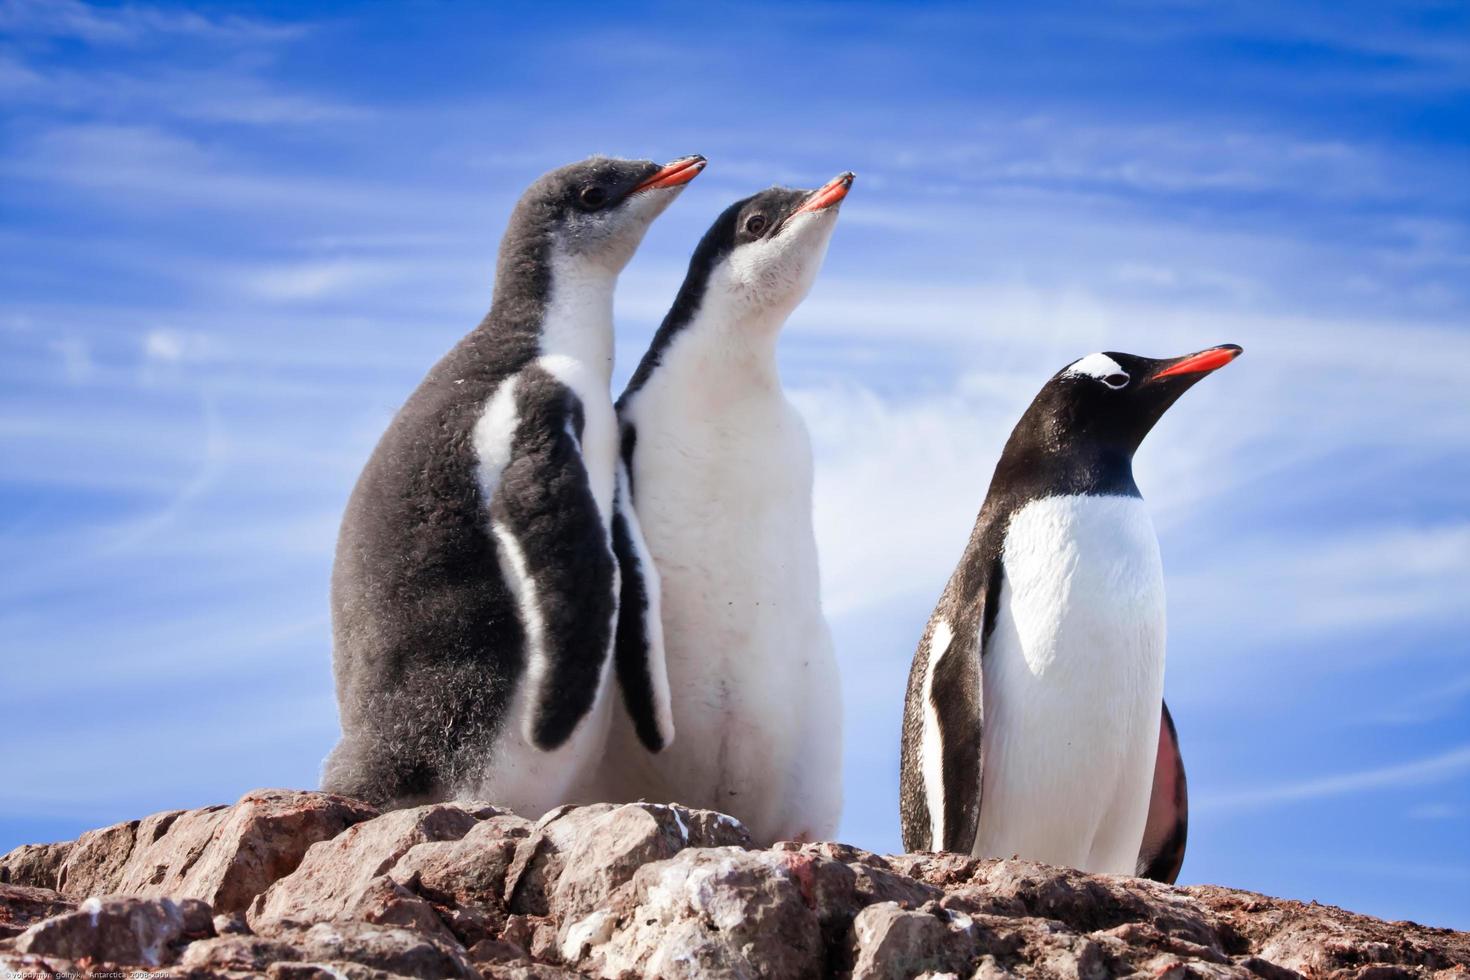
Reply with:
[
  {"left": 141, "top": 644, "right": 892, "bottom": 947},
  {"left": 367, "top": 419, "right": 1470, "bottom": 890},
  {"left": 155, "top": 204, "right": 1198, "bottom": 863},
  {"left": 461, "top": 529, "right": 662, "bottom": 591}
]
[
  {"left": 323, "top": 155, "right": 705, "bottom": 814},
  {"left": 898, "top": 344, "right": 1242, "bottom": 881},
  {"left": 599, "top": 173, "right": 855, "bottom": 845}
]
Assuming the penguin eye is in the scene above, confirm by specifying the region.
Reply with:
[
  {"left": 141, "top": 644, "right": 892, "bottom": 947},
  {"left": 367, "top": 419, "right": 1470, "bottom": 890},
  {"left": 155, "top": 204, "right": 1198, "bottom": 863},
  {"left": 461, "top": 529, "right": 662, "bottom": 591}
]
[
  {"left": 744, "top": 214, "right": 768, "bottom": 236},
  {"left": 1102, "top": 372, "right": 1130, "bottom": 389},
  {"left": 579, "top": 186, "right": 608, "bottom": 209}
]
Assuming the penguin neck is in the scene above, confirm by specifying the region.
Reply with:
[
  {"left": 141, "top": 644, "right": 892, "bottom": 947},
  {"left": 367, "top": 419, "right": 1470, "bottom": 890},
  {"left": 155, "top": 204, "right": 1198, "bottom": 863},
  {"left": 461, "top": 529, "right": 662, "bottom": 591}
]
[
  {"left": 995, "top": 444, "right": 1141, "bottom": 501},
  {"left": 680, "top": 300, "right": 786, "bottom": 403},
  {"left": 536, "top": 253, "right": 618, "bottom": 383}
]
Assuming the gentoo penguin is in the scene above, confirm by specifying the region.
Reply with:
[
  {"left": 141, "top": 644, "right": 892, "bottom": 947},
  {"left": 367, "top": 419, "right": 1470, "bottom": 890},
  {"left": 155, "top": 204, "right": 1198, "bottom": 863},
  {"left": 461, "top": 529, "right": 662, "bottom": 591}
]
[
  {"left": 323, "top": 154, "right": 705, "bottom": 814},
  {"left": 600, "top": 173, "right": 855, "bottom": 844},
  {"left": 898, "top": 344, "right": 1241, "bottom": 880}
]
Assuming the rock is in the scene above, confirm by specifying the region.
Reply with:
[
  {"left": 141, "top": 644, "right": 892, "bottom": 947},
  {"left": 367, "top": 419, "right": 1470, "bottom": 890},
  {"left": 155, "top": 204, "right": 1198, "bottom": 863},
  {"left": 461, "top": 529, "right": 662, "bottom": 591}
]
[
  {"left": 849, "top": 901, "right": 982, "bottom": 980},
  {"left": 565, "top": 846, "right": 824, "bottom": 979},
  {"left": 1187, "top": 885, "right": 1470, "bottom": 977},
  {"left": 287, "top": 920, "right": 478, "bottom": 979},
  {"left": 180, "top": 933, "right": 303, "bottom": 972},
  {"left": 387, "top": 812, "right": 534, "bottom": 945},
  {"left": 46, "top": 789, "right": 378, "bottom": 914},
  {"left": 53, "top": 818, "right": 139, "bottom": 901},
  {"left": 0, "top": 841, "right": 74, "bottom": 890},
  {"left": 12, "top": 895, "right": 213, "bottom": 967},
  {"left": 214, "top": 910, "right": 252, "bottom": 934},
  {"left": 0, "top": 798, "right": 1463, "bottom": 979},
  {"left": 248, "top": 802, "right": 481, "bottom": 938},
  {"left": 507, "top": 801, "right": 751, "bottom": 919},
  {"left": 0, "top": 883, "right": 73, "bottom": 939}
]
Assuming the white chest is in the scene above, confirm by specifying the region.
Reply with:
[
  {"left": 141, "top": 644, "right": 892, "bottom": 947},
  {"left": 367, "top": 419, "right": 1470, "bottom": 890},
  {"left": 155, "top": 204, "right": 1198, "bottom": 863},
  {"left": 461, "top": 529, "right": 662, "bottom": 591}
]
[
  {"left": 976, "top": 494, "right": 1166, "bottom": 872},
  {"left": 537, "top": 353, "right": 617, "bottom": 523},
  {"left": 470, "top": 270, "right": 619, "bottom": 525},
  {"left": 628, "top": 376, "right": 818, "bottom": 617},
  {"left": 993, "top": 494, "right": 1166, "bottom": 681},
  {"left": 614, "top": 333, "right": 840, "bottom": 843}
]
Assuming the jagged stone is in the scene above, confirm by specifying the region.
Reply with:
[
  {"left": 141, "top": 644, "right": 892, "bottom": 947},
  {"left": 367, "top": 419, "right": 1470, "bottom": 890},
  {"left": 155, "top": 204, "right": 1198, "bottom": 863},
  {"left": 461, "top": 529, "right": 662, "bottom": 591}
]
[
  {"left": 386, "top": 812, "right": 534, "bottom": 946},
  {"left": 180, "top": 932, "right": 303, "bottom": 972},
  {"left": 565, "top": 846, "right": 824, "bottom": 979},
  {"left": 286, "top": 920, "right": 477, "bottom": 979},
  {"left": 0, "top": 842, "right": 74, "bottom": 891},
  {"left": 38, "top": 789, "right": 379, "bottom": 914},
  {"left": 0, "top": 799, "right": 1462, "bottom": 979},
  {"left": 12, "top": 895, "right": 213, "bottom": 967},
  {"left": 506, "top": 801, "right": 751, "bottom": 921},
  {"left": 850, "top": 900, "right": 983, "bottom": 980},
  {"left": 247, "top": 803, "right": 479, "bottom": 935},
  {"left": 0, "top": 883, "right": 73, "bottom": 940}
]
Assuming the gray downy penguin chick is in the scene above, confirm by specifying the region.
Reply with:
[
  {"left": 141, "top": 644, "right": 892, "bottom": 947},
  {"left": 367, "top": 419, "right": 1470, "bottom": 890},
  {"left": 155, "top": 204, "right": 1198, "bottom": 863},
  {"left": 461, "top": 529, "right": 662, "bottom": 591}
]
[
  {"left": 323, "top": 154, "right": 705, "bottom": 813},
  {"left": 899, "top": 344, "right": 1241, "bottom": 880},
  {"left": 600, "top": 173, "right": 855, "bottom": 844}
]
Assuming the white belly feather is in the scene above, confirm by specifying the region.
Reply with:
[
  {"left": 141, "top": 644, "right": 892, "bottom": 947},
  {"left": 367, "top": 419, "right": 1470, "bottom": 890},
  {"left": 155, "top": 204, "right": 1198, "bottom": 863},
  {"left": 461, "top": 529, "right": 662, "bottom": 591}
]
[
  {"left": 613, "top": 352, "right": 843, "bottom": 843},
  {"left": 975, "top": 494, "right": 1166, "bottom": 874}
]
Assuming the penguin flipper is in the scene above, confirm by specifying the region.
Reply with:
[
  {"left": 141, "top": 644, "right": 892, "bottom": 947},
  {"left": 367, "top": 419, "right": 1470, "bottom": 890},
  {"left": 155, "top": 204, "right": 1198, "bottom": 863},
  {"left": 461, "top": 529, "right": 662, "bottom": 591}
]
[
  {"left": 1136, "top": 700, "right": 1189, "bottom": 883},
  {"left": 489, "top": 372, "right": 618, "bottom": 751},
  {"left": 928, "top": 616, "right": 985, "bottom": 854},
  {"left": 610, "top": 444, "right": 675, "bottom": 752}
]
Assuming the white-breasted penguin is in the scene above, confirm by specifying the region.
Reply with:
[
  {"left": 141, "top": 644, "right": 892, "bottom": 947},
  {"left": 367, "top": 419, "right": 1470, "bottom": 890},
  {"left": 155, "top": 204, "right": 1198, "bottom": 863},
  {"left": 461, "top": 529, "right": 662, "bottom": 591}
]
[
  {"left": 600, "top": 173, "right": 855, "bottom": 844},
  {"left": 898, "top": 344, "right": 1241, "bottom": 881},
  {"left": 323, "top": 155, "right": 705, "bottom": 814}
]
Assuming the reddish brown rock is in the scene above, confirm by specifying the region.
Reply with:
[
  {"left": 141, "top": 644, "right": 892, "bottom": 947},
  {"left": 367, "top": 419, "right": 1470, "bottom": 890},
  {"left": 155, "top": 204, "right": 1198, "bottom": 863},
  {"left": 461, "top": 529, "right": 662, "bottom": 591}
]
[
  {"left": 247, "top": 803, "right": 479, "bottom": 936},
  {"left": 43, "top": 789, "right": 378, "bottom": 914},
  {"left": 392, "top": 814, "right": 533, "bottom": 908},
  {"left": 0, "top": 799, "right": 1463, "bottom": 979},
  {"left": 52, "top": 818, "right": 139, "bottom": 901},
  {"left": 0, "top": 841, "right": 74, "bottom": 891},
  {"left": 179, "top": 932, "right": 303, "bottom": 972},
  {"left": 285, "top": 920, "right": 477, "bottom": 979},
  {"left": 849, "top": 900, "right": 983, "bottom": 980},
  {"left": 564, "top": 846, "right": 825, "bottom": 979},
  {"left": 12, "top": 895, "right": 213, "bottom": 967},
  {"left": 1187, "top": 885, "right": 1470, "bottom": 978},
  {"left": 507, "top": 801, "right": 751, "bottom": 920},
  {"left": 0, "top": 883, "right": 73, "bottom": 939}
]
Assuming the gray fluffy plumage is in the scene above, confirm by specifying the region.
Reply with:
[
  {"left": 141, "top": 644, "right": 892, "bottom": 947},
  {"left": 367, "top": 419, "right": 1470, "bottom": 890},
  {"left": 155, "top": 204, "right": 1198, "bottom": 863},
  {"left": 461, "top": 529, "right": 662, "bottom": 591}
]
[{"left": 322, "top": 156, "right": 673, "bottom": 809}]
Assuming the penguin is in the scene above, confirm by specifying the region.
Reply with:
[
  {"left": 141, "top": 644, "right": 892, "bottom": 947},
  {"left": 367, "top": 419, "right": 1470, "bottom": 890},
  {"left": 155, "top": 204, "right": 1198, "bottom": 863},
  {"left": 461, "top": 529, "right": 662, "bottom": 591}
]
[
  {"left": 598, "top": 173, "right": 856, "bottom": 844},
  {"left": 323, "top": 154, "right": 704, "bottom": 814},
  {"left": 898, "top": 344, "right": 1240, "bottom": 880}
]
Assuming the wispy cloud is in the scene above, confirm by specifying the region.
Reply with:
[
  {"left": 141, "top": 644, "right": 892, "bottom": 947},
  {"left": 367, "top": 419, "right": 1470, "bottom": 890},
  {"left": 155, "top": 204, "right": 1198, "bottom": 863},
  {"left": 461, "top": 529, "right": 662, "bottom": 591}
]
[
  {"left": 1200, "top": 745, "right": 1470, "bottom": 813},
  {"left": 0, "top": 0, "right": 306, "bottom": 45}
]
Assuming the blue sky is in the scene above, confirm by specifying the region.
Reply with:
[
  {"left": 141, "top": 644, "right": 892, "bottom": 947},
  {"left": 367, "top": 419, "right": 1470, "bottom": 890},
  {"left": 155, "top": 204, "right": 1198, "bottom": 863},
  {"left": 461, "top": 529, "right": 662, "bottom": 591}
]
[{"left": 2, "top": 0, "right": 1467, "bottom": 929}]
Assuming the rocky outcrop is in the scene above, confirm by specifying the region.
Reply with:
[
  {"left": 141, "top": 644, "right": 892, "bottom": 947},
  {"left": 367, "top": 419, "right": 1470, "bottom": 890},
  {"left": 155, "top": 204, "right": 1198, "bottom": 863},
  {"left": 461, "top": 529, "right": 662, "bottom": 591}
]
[
  {"left": 20, "top": 789, "right": 378, "bottom": 912},
  {"left": 0, "top": 790, "right": 1464, "bottom": 979}
]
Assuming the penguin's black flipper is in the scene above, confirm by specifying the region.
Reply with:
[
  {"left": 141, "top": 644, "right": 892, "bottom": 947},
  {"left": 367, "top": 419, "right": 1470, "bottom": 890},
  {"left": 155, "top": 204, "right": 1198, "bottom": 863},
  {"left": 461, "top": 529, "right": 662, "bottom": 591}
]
[
  {"left": 610, "top": 425, "right": 674, "bottom": 752},
  {"left": 1136, "top": 700, "right": 1189, "bottom": 883},
  {"left": 899, "top": 550, "right": 997, "bottom": 855},
  {"left": 929, "top": 619, "right": 985, "bottom": 853},
  {"left": 490, "top": 369, "right": 618, "bottom": 751}
]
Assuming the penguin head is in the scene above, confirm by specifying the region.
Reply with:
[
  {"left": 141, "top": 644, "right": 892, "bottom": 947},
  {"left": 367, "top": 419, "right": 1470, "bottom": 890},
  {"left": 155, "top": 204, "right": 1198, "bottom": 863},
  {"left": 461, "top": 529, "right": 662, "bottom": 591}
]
[
  {"left": 507, "top": 155, "right": 706, "bottom": 274},
  {"left": 1026, "top": 345, "right": 1243, "bottom": 458},
  {"left": 684, "top": 172, "right": 855, "bottom": 326}
]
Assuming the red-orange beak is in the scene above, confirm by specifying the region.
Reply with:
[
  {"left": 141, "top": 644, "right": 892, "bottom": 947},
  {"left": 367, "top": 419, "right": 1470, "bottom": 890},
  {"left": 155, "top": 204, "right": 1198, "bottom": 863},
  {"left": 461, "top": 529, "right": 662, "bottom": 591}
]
[
  {"left": 633, "top": 155, "right": 707, "bottom": 193},
  {"left": 791, "top": 171, "right": 856, "bottom": 216},
  {"left": 1151, "top": 344, "right": 1243, "bottom": 381}
]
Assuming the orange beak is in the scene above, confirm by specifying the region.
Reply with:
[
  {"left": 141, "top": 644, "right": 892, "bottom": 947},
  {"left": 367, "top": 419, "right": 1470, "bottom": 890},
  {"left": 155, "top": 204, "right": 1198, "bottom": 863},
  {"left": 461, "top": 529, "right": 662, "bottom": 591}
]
[
  {"left": 633, "top": 155, "right": 707, "bottom": 192},
  {"left": 791, "top": 171, "right": 856, "bottom": 216},
  {"left": 1151, "top": 344, "right": 1243, "bottom": 381}
]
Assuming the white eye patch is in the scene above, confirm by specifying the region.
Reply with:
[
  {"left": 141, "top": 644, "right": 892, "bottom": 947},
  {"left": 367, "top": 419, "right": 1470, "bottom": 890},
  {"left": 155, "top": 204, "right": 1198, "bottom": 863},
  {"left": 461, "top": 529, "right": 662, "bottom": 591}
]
[{"left": 1065, "top": 352, "right": 1130, "bottom": 389}]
